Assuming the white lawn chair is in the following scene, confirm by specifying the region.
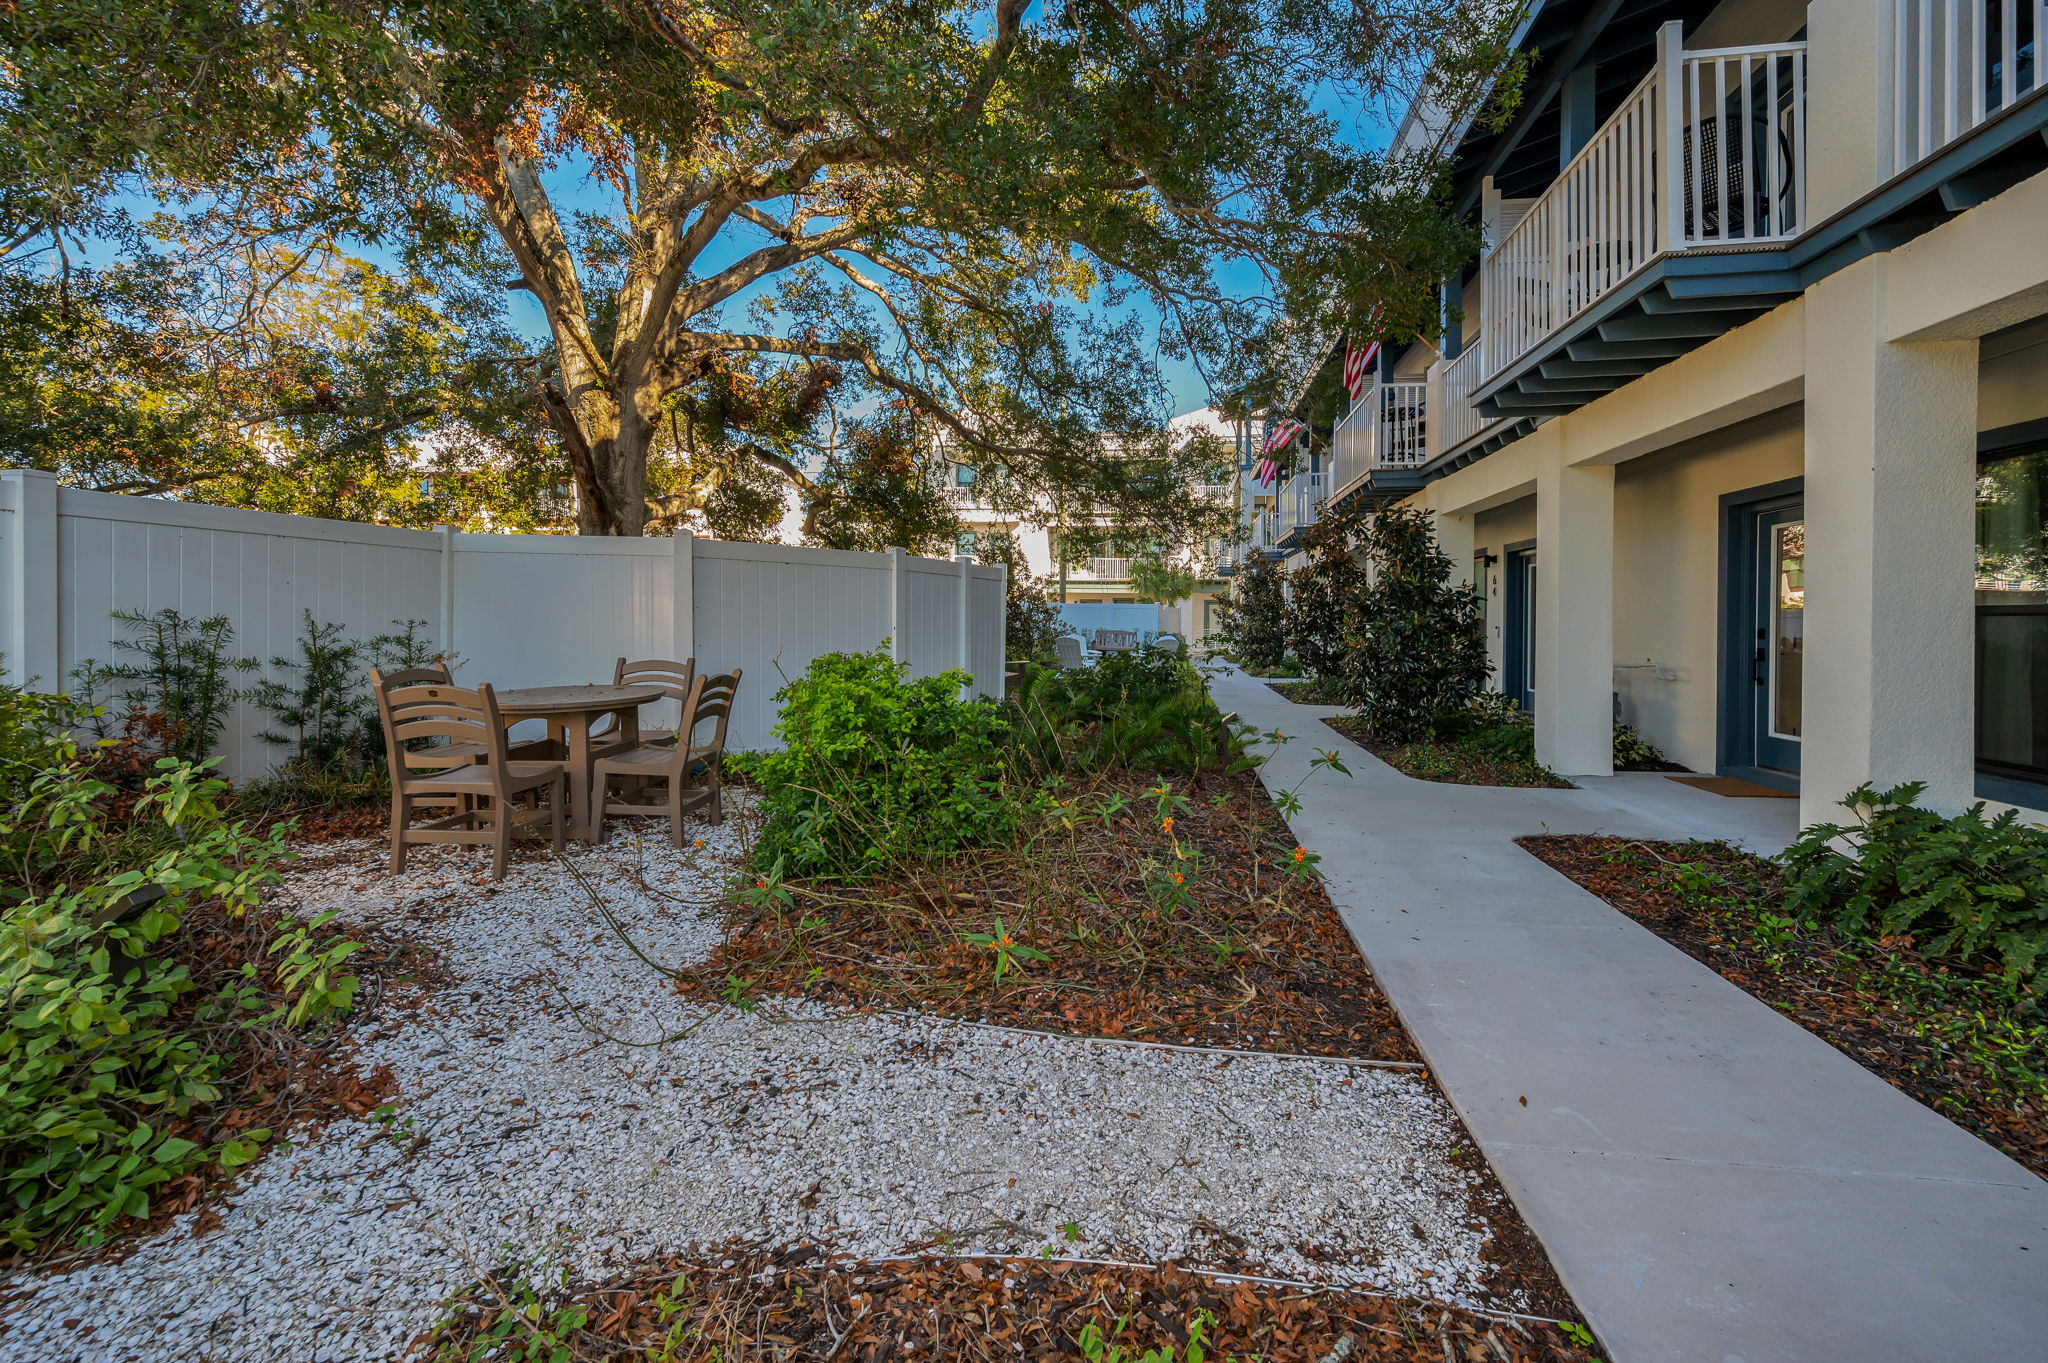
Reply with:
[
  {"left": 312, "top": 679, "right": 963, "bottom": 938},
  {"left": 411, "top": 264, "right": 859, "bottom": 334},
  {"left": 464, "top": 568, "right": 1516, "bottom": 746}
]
[{"left": 1054, "top": 635, "right": 1093, "bottom": 669}]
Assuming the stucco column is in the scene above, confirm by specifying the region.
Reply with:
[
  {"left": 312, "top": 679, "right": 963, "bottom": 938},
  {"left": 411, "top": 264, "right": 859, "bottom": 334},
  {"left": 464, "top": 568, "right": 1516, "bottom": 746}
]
[
  {"left": 1803, "top": 0, "right": 1894, "bottom": 223},
  {"left": 1534, "top": 460, "right": 1615, "bottom": 777},
  {"left": 1428, "top": 503, "right": 1476, "bottom": 590},
  {"left": 1800, "top": 257, "right": 1979, "bottom": 828}
]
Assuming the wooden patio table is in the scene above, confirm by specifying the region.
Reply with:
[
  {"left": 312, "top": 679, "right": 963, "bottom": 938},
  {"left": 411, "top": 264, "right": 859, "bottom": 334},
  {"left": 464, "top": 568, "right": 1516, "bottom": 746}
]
[{"left": 496, "top": 684, "right": 664, "bottom": 842}]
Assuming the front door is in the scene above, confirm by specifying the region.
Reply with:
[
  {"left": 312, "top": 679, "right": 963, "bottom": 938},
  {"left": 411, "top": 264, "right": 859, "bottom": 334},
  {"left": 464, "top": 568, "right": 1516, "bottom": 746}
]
[
  {"left": 1504, "top": 545, "right": 1538, "bottom": 714},
  {"left": 1724, "top": 495, "right": 1804, "bottom": 784}
]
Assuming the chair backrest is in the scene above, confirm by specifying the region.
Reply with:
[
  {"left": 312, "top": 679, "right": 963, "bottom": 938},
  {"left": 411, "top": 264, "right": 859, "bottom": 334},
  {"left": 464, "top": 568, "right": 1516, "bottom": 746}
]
[
  {"left": 380, "top": 680, "right": 512, "bottom": 789},
  {"left": 613, "top": 656, "right": 696, "bottom": 703},
  {"left": 1054, "top": 636, "right": 1087, "bottom": 669},
  {"left": 680, "top": 670, "right": 742, "bottom": 757},
  {"left": 370, "top": 664, "right": 454, "bottom": 762}
]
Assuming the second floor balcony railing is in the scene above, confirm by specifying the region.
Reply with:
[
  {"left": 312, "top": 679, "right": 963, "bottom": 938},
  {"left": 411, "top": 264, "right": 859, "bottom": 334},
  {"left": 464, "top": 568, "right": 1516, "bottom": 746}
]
[
  {"left": 1438, "top": 342, "right": 1501, "bottom": 457},
  {"left": 1482, "top": 26, "right": 1810, "bottom": 382},
  {"left": 1894, "top": 0, "right": 2044, "bottom": 175},
  {"left": 1330, "top": 381, "right": 1431, "bottom": 500},
  {"left": 1277, "top": 471, "right": 1329, "bottom": 538}
]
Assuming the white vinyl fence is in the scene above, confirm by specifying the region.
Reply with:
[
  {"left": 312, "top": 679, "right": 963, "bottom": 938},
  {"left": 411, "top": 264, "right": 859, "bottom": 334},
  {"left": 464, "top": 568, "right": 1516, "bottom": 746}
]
[{"left": 0, "top": 469, "right": 1006, "bottom": 778}]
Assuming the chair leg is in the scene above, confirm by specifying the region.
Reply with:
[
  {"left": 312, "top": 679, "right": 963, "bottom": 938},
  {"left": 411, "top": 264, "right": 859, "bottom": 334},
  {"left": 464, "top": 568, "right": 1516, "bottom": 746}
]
[
  {"left": 706, "top": 769, "right": 724, "bottom": 827},
  {"left": 389, "top": 791, "right": 408, "bottom": 874},
  {"left": 491, "top": 795, "right": 510, "bottom": 881},
  {"left": 667, "top": 775, "right": 685, "bottom": 848}
]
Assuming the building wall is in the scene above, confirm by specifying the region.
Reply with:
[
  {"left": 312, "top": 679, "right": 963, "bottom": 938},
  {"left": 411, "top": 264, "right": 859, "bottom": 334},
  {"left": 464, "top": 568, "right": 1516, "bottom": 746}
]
[{"left": 1610, "top": 415, "right": 1804, "bottom": 774}]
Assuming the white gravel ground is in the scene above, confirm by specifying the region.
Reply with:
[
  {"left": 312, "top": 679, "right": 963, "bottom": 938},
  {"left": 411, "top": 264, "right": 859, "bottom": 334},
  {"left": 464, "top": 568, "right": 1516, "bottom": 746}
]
[{"left": 1, "top": 808, "right": 1506, "bottom": 1362}]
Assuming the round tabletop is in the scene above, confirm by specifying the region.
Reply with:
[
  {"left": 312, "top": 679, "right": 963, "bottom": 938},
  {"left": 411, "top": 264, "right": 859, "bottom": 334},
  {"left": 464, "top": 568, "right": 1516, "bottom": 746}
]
[{"left": 495, "top": 684, "right": 666, "bottom": 714}]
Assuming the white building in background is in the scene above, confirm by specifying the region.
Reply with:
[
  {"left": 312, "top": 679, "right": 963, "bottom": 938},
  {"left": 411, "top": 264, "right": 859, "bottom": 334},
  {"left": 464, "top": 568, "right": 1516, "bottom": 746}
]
[
  {"left": 949, "top": 406, "right": 1239, "bottom": 648},
  {"left": 1247, "top": 0, "right": 2048, "bottom": 830}
]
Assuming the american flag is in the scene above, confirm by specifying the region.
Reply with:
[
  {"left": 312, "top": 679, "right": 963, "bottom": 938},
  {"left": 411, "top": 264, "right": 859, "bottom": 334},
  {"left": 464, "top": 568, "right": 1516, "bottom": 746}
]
[
  {"left": 1253, "top": 417, "right": 1304, "bottom": 487},
  {"left": 1343, "top": 337, "right": 1380, "bottom": 400}
]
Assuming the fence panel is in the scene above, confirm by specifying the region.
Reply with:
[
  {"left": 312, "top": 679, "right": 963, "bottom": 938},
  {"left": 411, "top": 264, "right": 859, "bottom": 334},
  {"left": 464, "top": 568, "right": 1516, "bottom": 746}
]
[{"left": 5, "top": 472, "right": 1007, "bottom": 775}]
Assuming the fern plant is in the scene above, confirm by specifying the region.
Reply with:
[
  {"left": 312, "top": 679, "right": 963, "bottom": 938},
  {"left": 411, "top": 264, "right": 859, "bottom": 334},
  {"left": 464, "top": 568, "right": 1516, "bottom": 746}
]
[{"left": 1783, "top": 782, "right": 2048, "bottom": 983}]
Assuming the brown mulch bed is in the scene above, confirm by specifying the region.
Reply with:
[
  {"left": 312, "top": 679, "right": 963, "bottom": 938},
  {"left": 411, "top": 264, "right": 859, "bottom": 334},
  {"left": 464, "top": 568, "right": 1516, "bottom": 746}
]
[
  {"left": 1521, "top": 835, "right": 2048, "bottom": 1178},
  {"left": 1265, "top": 679, "right": 1350, "bottom": 706},
  {"left": 1320, "top": 718, "right": 1572, "bottom": 790},
  {"left": 419, "top": 1247, "right": 1600, "bottom": 1362},
  {"left": 683, "top": 767, "right": 1416, "bottom": 1061},
  {"left": 681, "top": 768, "right": 1580, "bottom": 1318}
]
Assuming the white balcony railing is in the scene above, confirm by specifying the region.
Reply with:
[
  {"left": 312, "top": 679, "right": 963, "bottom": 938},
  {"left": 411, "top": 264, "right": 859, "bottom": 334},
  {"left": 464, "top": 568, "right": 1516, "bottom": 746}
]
[
  {"left": 1439, "top": 342, "right": 1501, "bottom": 455},
  {"left": 1277, "top": 471, "right": 1329, "bottom": 538},
  {"left": 1894, "top": 0, "right": 2044, "bottom": 175},
  {"left": 1250, "top": 509, "right": 1280, "bottom": 555},
  {"left": 1329, "top": 381, "right": 1431, "bottom": 499},
  {"left": 1482, "top": 26, "right": 1809, "bottom": 381},
  {"left": 1066, "top": 556, "right": 1132, "bottom": 582}
]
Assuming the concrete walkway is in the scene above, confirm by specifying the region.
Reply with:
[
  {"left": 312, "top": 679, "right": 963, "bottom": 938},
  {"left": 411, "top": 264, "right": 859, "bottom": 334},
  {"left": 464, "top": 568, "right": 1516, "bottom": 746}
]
[{"left": 1211, "top": 668, "right": 2048, "bottom": 1363}]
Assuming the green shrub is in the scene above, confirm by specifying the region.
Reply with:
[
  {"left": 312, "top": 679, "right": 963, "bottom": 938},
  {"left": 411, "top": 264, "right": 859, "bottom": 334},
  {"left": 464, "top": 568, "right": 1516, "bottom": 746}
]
[
  {"left": 1282, "top": 522, "right": 1366, "bottom": 686},
  {"left": 1217, "top": 552, "right": 1287, "bottom": 670},
  {"left": 1784, "top": 782, "right": 2048, "bottom": 983},
  {"left": 71, "top": 608, "right": 256, "bottom": 765},
  {"left": 1342, "top": 506, "right": 1488, "bottom": 744},
  {"left": 0, "top": 684, "right": 361, "bottom": 1249},
  {"left": 1009, "top": 646, "right": 1251, "bottom": 777},
  {"left": 1613, "top": 723, "right": 1666, "bottom": 770},
  {"left": 752, "top": 647, "right": 1018, "bottom": 878}
]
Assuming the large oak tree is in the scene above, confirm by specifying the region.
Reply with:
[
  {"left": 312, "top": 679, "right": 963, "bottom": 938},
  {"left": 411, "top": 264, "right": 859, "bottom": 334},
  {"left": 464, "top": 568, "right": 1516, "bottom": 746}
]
[{"left": 4, "top": 0, "right": 1518, "bottom": 535}]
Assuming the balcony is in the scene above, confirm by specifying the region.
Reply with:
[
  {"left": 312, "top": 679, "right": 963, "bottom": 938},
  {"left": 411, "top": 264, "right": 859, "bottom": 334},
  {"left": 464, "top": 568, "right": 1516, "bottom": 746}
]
[
  {"left": 1436, "top": 342, "right": 1501, "bottom": 459},
  {"left": 1893, "top": 0, "right": 2044, "bottom": 177},
  {"left": 1065, "top": 556, "right": 1133, "bottom": 583},
  {"left": 1274, "top": 471, "right": 1329, "bottom": 546},
  {"left": 1328, "top": 380, "right": 1429, "bottom": 504},
  {"left": 1481, "top": 31, "right": 1809, "bottom": 388}
]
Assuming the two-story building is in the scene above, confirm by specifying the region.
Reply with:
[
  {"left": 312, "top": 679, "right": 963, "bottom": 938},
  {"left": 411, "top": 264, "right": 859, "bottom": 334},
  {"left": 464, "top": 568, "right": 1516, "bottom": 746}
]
[
  {"left": 1260, "top": 0, "right": 2048, "bottom": 831},
  {"left": 949, "top": 407, "right": 1239, "bottom": 648}
]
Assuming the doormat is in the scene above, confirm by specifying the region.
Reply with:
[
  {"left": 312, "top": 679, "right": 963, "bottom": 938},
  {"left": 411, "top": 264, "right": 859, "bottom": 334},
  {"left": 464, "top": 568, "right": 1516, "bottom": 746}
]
[{"left": 1666, "top": 775, "right": 1796, "bottom": 799}]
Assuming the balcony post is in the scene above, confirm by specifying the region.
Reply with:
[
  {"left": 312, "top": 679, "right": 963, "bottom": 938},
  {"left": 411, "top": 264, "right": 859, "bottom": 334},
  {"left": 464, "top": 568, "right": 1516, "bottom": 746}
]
[
  {"left": 1657, "top": 20, "right": 1685, "bottom": 254},
  {"left": 1804, "top": 0, "right": 1895, "bottom": 221}
]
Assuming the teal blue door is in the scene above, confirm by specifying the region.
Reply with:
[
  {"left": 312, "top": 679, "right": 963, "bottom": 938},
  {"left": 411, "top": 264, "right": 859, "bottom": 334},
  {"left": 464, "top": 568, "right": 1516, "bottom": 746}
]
[
  {"left": 1723, "top": 496, "right": 1803, "bottom": 785},
  {"left": 1504, "top": 546, "right": 1537, "bottom": 715}
]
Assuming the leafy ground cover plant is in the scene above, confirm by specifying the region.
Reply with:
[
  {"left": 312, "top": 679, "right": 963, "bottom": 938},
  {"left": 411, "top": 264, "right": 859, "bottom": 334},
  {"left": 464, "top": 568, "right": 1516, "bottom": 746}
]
[
  {"left": 1523, "top": 832, "right": 2048, "bottom": 1177},
  {"left": 0, "top": 682, "right": 375, "bottom": 1252},
  {"left": 1009, "top": 648, "right": 1253, "bottom": 779},
  {"left": 1321, "top": 708, "right": 1570, "bottom": 790},
  {"left": 412, "top": 1247, "right": 1599, "bottom": 1362},
  {"left": 1261, "top": 678, "right": 1350, "bottom": 706},
  {"left": 1783, "top": 782, "right": 2048, "bottom": 985}
]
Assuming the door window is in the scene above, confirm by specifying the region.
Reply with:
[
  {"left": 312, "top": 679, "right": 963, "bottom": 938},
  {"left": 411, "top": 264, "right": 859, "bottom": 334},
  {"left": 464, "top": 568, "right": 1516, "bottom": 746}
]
[
  {"left": 1769, "top": 521, "right": 1805, "bottom": 740},
  {"left": 1978, "top": 449, "right": 2048, "bottom": 784}
]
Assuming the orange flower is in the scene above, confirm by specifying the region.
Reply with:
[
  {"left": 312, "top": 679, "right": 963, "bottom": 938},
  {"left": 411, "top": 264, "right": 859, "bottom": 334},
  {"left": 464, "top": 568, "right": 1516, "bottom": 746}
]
[
  {"left": 1169, "top": 871, "right": 1184, "bottom": 886},
  {"left": 1000, "top": 933, "right": 1014, "bottom": 948},
  {"left": 1292, "top": 847, "right": 1307, "bottom": 863},
  {"left": 1161, "top": 816, "right": 1175, "bottom": 835},
  {"left": 754, "top": 878, "right": 768, "bottom": 889}
]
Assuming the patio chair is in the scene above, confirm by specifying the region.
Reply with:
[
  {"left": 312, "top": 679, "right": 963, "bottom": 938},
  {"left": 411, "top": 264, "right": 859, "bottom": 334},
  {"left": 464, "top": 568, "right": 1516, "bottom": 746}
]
[
  {"left": 371, "top": 665, "right": 554, "bottom": 782},
  {"left": 593, "top": 669, "right": 742, "bottom": 845},
  {"left": 1053, "top": 635, "right": 1091, "bottom": 669},
  {"left": 380, "top": 681, "right": 567, "bottom": 879},
  {"left": 594, "top": 656, "right": 696, "bottom": 746},
  {"left": 1154, "top": 634, "right": 1183, "bottom": 654}
]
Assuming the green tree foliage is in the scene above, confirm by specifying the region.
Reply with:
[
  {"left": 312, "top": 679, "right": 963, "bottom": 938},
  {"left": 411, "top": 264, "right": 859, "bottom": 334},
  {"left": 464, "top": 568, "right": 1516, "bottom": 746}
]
[
  {"left": 3, "top": 0, "right": 1520, "bottom": 539},
  {"left": 1283, "top": 514, "right": 1367, "bottom": 683},
  {"left": 1343, "top": 505, "right": 1487, "bottom": 742},
  {"left": 1219, "top": 552, "right": 1287, "bottom": 670}
]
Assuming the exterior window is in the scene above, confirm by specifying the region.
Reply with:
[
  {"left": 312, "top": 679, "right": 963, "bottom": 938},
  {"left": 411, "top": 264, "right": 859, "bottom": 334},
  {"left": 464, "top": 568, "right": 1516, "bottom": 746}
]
[
  {"left": 955, "top": 531, "right": 978, "bottom": 557},
  {"left": 1977, "top": 449, "right": 2048, "bottom": 785},
  {"left": 954, "top": 464, "right": 977, "bottom": 486}
]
